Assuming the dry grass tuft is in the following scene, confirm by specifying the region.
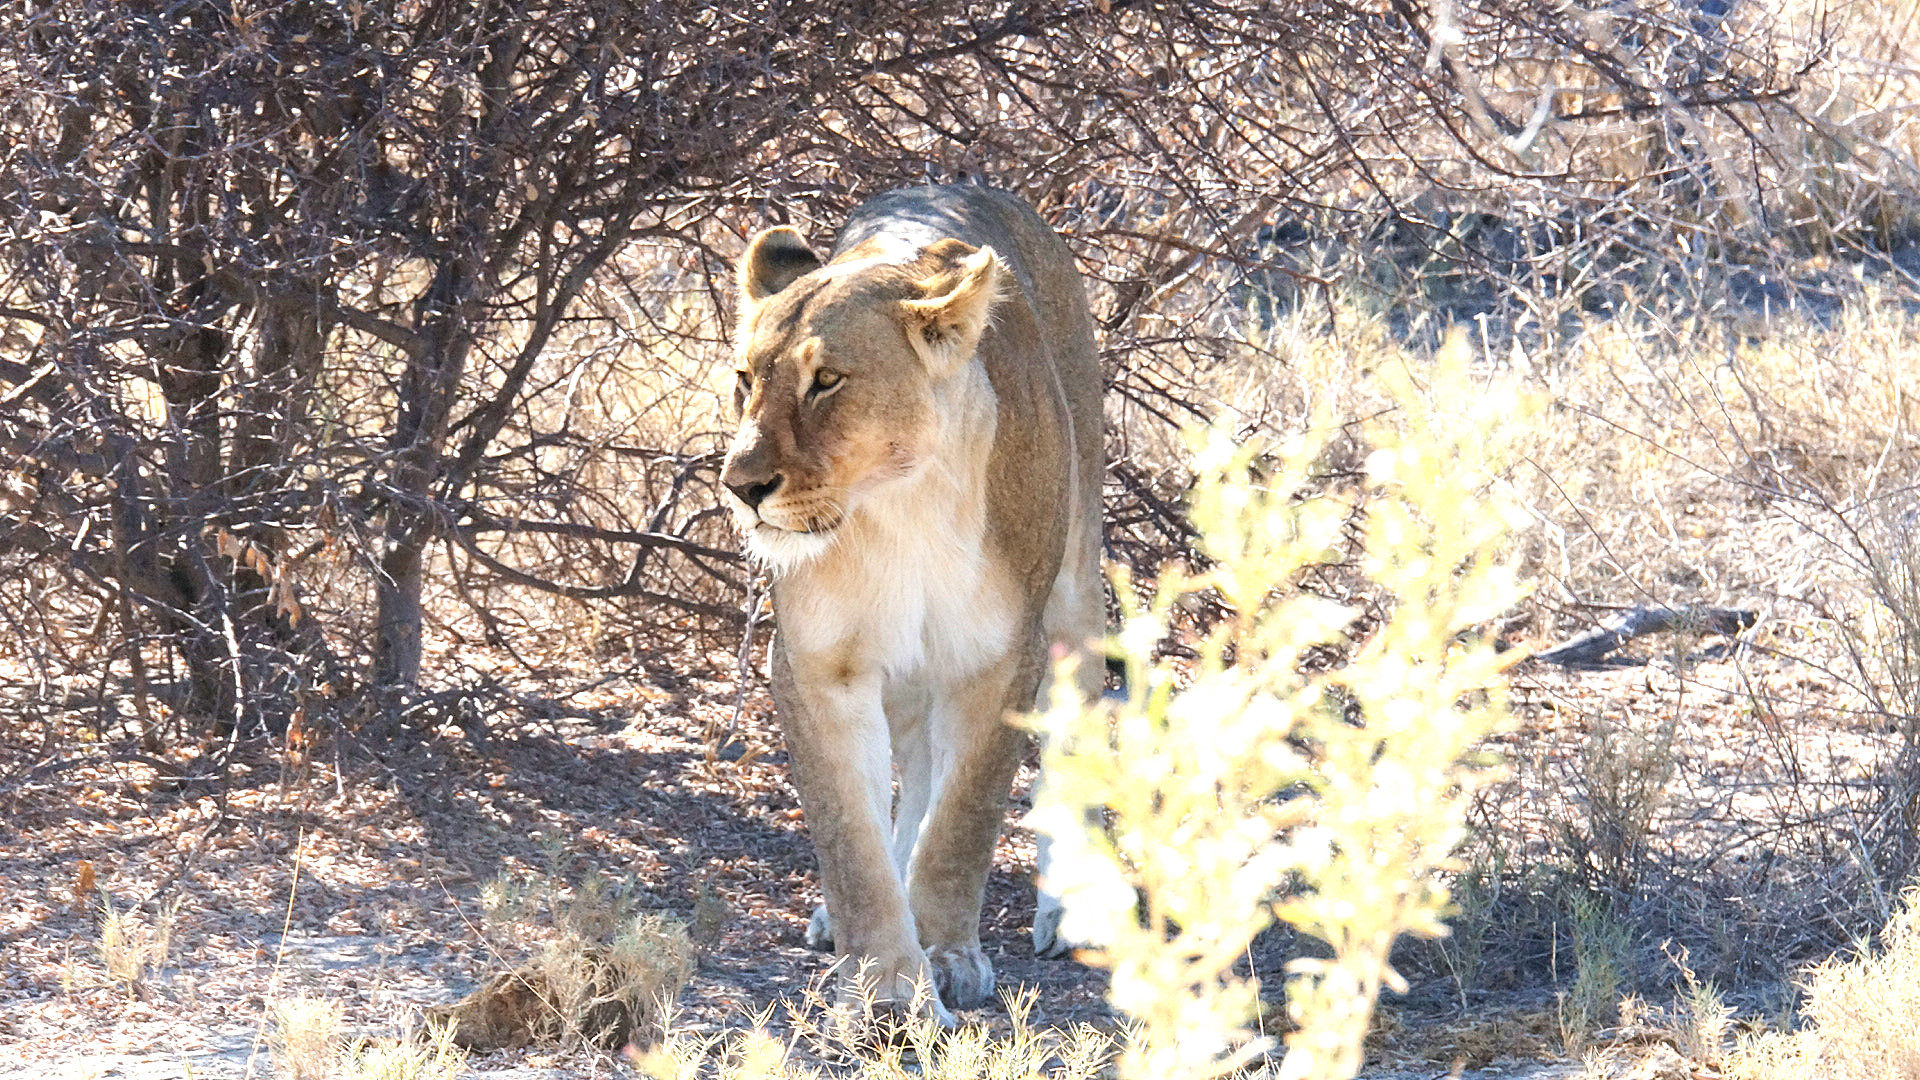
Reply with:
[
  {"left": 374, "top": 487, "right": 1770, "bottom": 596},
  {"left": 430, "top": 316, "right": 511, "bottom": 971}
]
[
  {"left": 639, "top": 987, "right": 1116, "bottom": 1080},
  {"left": 1372, "top": 1004, "right": 1558, "bottom": 1072},
  {"left": 94, "top": 894, "right": 178, "bottom": 998},
  {"left": 429, "top": 913, "right": 694, "bottom": 1052},
  {"left": 342, "top": 1021, "right": 467, "bottom": 1080},
  {"left": 270, "top": 997, "right": 346, "bottom": 1080},
  {"left": 267, "top": 997, "right": 466, "bottom": 1080}
]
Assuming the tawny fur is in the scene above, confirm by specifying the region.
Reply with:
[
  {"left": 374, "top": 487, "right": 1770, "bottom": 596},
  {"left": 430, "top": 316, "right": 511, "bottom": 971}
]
[{"left": 720, "top": 186, "right": 1103, "bottom": 1022}]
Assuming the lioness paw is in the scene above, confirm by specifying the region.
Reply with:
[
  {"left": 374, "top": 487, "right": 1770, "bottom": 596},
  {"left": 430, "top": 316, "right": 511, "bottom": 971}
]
[
  {"left": 838, "top": 953, "right": 958, "bottom": 1030},
  {"left": 1031, "top": 893, "right": 1073, "bottom": 958},
  {"left": 805, "top": 903, "right": 835, "bottom": 952},
  {"left": 1033, "top": 884, "right": 1132, "bottom": 959},
  {"left": 926, "top": 943, "right": 995, "bottom": 1011}
]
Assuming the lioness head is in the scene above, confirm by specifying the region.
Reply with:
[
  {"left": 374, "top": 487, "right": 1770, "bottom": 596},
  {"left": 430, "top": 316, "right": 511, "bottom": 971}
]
[{"left": 721, "top": 226, "right": 1007, "bottom": 569}]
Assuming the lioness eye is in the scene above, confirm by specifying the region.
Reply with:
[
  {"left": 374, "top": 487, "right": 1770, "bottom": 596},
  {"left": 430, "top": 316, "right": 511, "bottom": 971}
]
[
  {"left": 733, "top": 370, "right": 751, "bottom": 411},
  {"left": 807, "top": 369, "right": 843, "bottom": 402}
]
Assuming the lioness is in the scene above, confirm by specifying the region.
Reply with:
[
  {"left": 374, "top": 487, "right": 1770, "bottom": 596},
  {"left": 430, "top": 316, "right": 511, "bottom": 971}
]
[{"left": 720, "top": 185, "right": 1102, "bottom": 1021}]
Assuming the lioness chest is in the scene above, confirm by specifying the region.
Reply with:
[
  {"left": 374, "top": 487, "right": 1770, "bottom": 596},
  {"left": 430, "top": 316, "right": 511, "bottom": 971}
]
[{"left": 772, "top": 390, "right": 1019, "bottom": 682}]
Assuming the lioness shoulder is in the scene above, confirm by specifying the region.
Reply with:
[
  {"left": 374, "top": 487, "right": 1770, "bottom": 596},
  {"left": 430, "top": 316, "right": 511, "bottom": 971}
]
[{"left": 721, "top": 185, "right": 1102, "bottom": 1021}]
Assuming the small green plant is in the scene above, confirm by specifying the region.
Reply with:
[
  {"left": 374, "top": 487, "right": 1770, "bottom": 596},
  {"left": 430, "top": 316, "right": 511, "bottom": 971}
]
[
  {"left": 1030, "top": 339, "right": 1533, "bottom": 1080},
  {"left": 1671, "top": 950, "right": 1732, "bottom": 1067},
  {"left": 555, "top": 868, "right": 633, "bottom": 943},
  {"left": 1435, "top": 841, "right": 1504, "bottom": 1009},
  {"left": 1555, "top": 893, "right": 1631, "bottom": 1054},
  {"left": 479, "top": 870, "right": 534, "bottom": 930}
]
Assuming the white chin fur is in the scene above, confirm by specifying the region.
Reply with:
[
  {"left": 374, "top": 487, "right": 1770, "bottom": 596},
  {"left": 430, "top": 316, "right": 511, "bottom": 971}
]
[{"left": 742, "top": 522, "right": 837, "bottom": 574}]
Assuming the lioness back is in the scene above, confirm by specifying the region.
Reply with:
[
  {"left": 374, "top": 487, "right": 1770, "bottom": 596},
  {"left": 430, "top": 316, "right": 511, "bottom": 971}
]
[{"left": 721, "top": 185, "right": 1103, "bottom": 1021}]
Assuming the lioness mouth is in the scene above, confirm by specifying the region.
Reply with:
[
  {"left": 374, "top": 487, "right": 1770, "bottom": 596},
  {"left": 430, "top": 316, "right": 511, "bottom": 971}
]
[
  {"left": 748, "top": 506, "right": 847, "bottom": 538},
  {"left": 784, "top": 514, "right": 844, "bottom": 535}
]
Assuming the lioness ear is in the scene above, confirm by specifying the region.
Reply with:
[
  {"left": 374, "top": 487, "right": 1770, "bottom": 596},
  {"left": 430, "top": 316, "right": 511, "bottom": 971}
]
[
  {"left": 901, "top": 244, "right": 1006, "bottom": 379},
  {"left": 739, "top": 226, "right": 823, "bottom": 310}
]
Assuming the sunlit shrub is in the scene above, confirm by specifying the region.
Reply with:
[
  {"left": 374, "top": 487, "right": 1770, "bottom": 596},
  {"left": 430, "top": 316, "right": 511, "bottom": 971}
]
[
  {"left": 1030, "top": 341, "right": 1533, "bottom": 1080},
  {"left": 1728, "top": 888, "right": 1920, "bottom": 1079}
]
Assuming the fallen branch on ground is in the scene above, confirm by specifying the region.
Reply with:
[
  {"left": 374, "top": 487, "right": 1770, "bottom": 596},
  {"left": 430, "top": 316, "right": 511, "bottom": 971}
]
[{"left": 1531, "top": 605, "right": 1757, "bottom": 666}]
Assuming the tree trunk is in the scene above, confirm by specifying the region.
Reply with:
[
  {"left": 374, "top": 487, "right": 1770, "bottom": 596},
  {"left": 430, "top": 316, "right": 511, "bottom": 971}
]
[
  {"left": 374, "top": 534, "right": 428, "bottom": 692},
  {"left": 371, "top": 260, "right": 478, "bottom": 698}
]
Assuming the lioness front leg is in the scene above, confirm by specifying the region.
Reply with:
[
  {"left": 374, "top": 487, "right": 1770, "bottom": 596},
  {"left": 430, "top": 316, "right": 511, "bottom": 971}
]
[
  {"left": 772, "top": 649, "right": 954, "bottom": 1025},
  {"left": 905, "top": 655, "right": 1031, "bottom": 1011},
  {"left": 805, "top": 683, "right": 934, "bottom": 955}
]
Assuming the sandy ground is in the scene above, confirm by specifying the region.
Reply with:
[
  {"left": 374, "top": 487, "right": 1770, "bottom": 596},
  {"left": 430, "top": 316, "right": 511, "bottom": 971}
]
[{"left": 0, "top": 630, "right": 1852, "bottom": 1078}]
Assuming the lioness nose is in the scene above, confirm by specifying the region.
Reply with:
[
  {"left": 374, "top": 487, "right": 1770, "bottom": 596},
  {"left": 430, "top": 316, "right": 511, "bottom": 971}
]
[{"left": 728, "top": 475, "right": 783, "bottom": 510}]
